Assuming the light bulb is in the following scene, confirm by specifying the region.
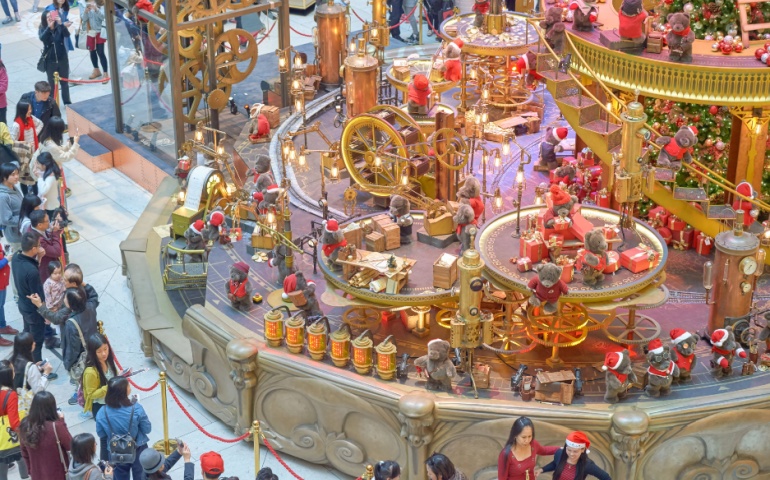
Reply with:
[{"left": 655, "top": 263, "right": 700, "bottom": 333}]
[
  {"left": 481, "top": 111, "right": 488, "bottom": 123},
  {"left": 474, "top": 113, "right": 481, "bottom": 125},
  {"left": 289, "top": 146, "right": 296, "bottom": 161},
  {"left": 502, "top": 141, "right": 510, "bottom": 156},
  {"left": 482, "top": 152, "right": 489, "bottom": 168},
  {"left": 482, "top": 87, "right": 489, "bottom": 100},
  {"left": 299, "top": 153, "right": 306, "bottom": 166},
  {"left": 292, "top": 79, "right": 300, "bottom": 90},
  {"left": 515, "top": 168, "right": 525, "bottom": 186},
  {"left": 282, "top": 143, "right": 290, "bottom": 157},
  {"left": 295, "top": 98, "right": 303, "bottom": 112},
  {"left": 371, "top": 27, "right": 378, "bottom": 38},
  {"left": 350, "top": 40, "right": 356, "bottom": 53},
  {"left": 470, "top": 67, "right": 477, "bottom": 80},
  {"left": 178, "top": 190, "right": 186, "bottom": 204},
  {"left": 294, "top": 55, "right": 303, "bottom": 67},
  {"left": 217, "top": 145, "right": 224, "bottom": 155},
  {"left": 494, "top": 192, "right": 502, "bottom": 210},
  {"left": 401, "top": 174, "right": 409, "bottom": 186},
  {"left": 194, "top": 130, "right": 203, "bottom": 142},
  {"left": 374, "top": 156, "right": 382, "bottom": 168},
  {"left": 267, "top": 211, "right": 276, "bottom": 224},
  {"left": 535, "top": 195, "right": 543, "bottom": 205},
  {"left": 278, "top": 56, "right": 287, "bottom": 71},
  {"left": 494, "top": 153, "right": 501, "bottom": 171},
  {"left": 331, "top": 165, "right": 339, "bottom": 179}
]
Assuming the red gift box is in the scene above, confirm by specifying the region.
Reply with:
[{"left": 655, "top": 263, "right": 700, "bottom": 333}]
[
  {"left": 578, "top": 148, "right": 596, "bottom": 167},
  {"left": 554, "top": 217, "right": 570, "bottom": 231},
  {"left": 556, "top": 259, "right": 575, "bottom": 283},
  {"left": 537, "top": 209, "right": 576, "bottom": 241},
  {"left": 590, "top": 190, "right": 610, "bottom": 208},
  {"left": 648, "top": 206, "right": 670, "bottom": 228},
  {"left": 602, "top": 225, "right": 619, "bottom": 240},
  {"left": 695, "top": 233, "right": 713, "bottom": 255},
  {"left": 577, "top": 165, "right": 603, "bottom": 184},
  {"left": 657, "top": 226, "right": 672, "bottom": 246},
  {"left": 517, "top": 256, "right": 533, "bottom": 272},
  {"left": 604, "top": 251, "right": 620, "bottom": 273},
  {"left": 570, "top": 211, "right": 594, "bottom": 242},
  {"left": 620, "top": 246, "right": 660, "bottom": 273},
  {"left": 520, "top": 233, "right": 547, "bottom": 263},
  {"left": 230, "top": 227, "right": 243, "bottom": 242},
  {"left": 563, "top": 156, "right": 578, "bottom": 167},
  {"left": 668, "top": 216, "right": 686, "bottom": 231},
  {"left": 547, "top": 233, "right": 565, "bottom": 246},
  {"left": 672, "top": 227, "right": 694, "bottom": 250}
]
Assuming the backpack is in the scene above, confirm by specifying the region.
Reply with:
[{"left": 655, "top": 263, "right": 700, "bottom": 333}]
[
  {"left": 67, "top": 318, "right": 88, "bottom": 383},
  {"left": 104, "top": 404, "right": 136, "bottom": 464}
]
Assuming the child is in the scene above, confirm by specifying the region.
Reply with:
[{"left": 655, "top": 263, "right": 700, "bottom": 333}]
[
  {"left": 43, "top": 260, "right": 65, "bottom": 313},
  {"left": 0, "top": 244, "right": 17, "bottom": 347}
]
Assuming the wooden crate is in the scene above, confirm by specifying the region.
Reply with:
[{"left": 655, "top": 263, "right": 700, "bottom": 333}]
[
  {"left": 647, "top": 32, "right": 663, "bottom": 54},
  {"left": 535, "top": 370, "right": 575, "bottom": 405},
  {"left": 381, "top": 223, "right": 401, "bottom": 250},
  {"left": 424, "top": 212, "right": 454, "bottom": 237},
  {"left": 262, "top": 105, "right": 280, "bottom": 128},
  {"left": 365, "top": 231, "right": 385, "bottom": 252},
  {"left": 251, "top": 234, "right": 275, "bottom": 250},
  {"left": 393, "top": 66, "right": 410, "bottom": 81},
  {"left": 433, "top": 253, "right": 458, "bottom": 289},
  {"left": 342, "top": 223, "right": 363, "bottom": 249}
]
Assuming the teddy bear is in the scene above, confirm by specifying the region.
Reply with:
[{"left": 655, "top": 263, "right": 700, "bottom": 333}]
[
  {"left": 457, "top": 177, "right": 484, "bottom": 224},
  {"left": 527, "top": 263, "right": 568, "bottom": 314},
  {"left": 666, "top": 12, "right": 695, "bottom": 63},
  {"left": 268, "top": 243, "right": 297, "bottom": 283},
  {"left": 569, "top": 0, "right": 598, "bottom": 32},
  {"left": 515, "top": 52, "right": 544, "bottom": 89},
  {"left": 253, "top": 184, "right": 284, "bottom": 214},
  {"left": 202, "top": 207, "right": 226, "bottom": 246},
  {"left": 550, "top": 164, "right": 576, "bottom": 186},
  {"left": 645, "top": 338, "right": 679, "bottom": 397},
  {"left": 618, "top": 0, "right": 648, "bottom": 41},
  {"left": 407, "top": 74, "right": 432, "bottom": 116},
  {"left": 453, "top": 203, "right": 477, "bottom": 253},
  {"left": 321, "top": 218, "right": 348, "bottom": 268},
  {"left": 540, "top": 7, "right": 566, "bottom": 52},
  {"left": 542, "top": 185, "right": 578, "bottom": 229},
  {"left": 669, "top": 328, "right": 698, "bottom": 381},
  {"left": 414, "top": 339, "right": 457, "bottom": 392},
  {"left": 655, "top": 126, "right": 697, "bottom": 170},
  {"left": 537, "top": 126, "right": 568, "bottom": 171},
  {"left": 226, "top": 261, "right": 252, "bottom": 311},
  {"left": 472, "top": 0, "right": 490, "bottom": 28},
  {"left": 252, "top": 154, "right": 275, "bottom": 194},
  {"left": 283, "top": 271, "right": 324, "bottom": 319},
  {"left": 576, "top": 229, "right": 608, "bottom": 286},
  {"left": 389, "top": 195, "right": 414, "bottom": 245},
  {"left": 732, "top": 181, "right": 758, "bottom": 228},
  {"left": 602, "top": 350, "right": 637, "bottom": 403},
  {"left": 184, "top": 220, "right": 207, "bottom": 263},
  {"left": 248, "top": 105, "right": 271, "bottom": 143},
  {"left": 710, "top": 326, "right": 746, "bottom": 377},
  {"left": 439, "top": 38, "right": 463, "bottom": 82}
]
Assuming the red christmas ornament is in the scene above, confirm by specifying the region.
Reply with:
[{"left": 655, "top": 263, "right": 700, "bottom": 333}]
[
  {"left": 764, "top": 42, "right": 770, "bottom": 50},
  {"left": 704, "top": 138, "right": 714, "bottom": 147},
  {"left": 734, "top": 43, "right": 744, "bottom": 53},
  {"left": 693, "top": 114, "right": 701, "bottom": 122},
  {"left": 756, "top": 48, "right": 767, "bottom": 59},
  {"left": 709, "top": 105, "right": 718, "bottom": 115}
]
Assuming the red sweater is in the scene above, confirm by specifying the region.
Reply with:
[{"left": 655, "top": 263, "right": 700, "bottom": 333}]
[
  {"left": 528, "top": 276, "right": 568, "bottom": 303},
  {"left": 618, "top": 10, "right": 647, "bottom": 39},
  {"left": 0, "top": 244, "right": 9, "bottom": 291},
  {"left": 20, "top": 419, "right": 71, "bottom": 480},
  {"left": 498, "top": 440, "right": 560, "bottom": 480},
  {"left": 408, "top": 82, "right": 432, "bottom": 106}
]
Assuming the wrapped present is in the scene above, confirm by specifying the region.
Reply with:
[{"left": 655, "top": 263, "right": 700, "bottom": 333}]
[
  {"left": 620, "top": 245, "right": 660, "bottom": 273},
  {"left": 648, "top": 206, "right": 670, "bottom": 228},
  {"left": 604, "top": 251, "right": 620, "bottom": 273},
  {"left": 695, "top": 233, "right": 713, "bottom": 255},
  {"left": 553, "top": 217, "right": 570, "bottom": 231},
  {"left": 550, "top": 169, "right": 573, "bottom": 185},
  {"left": 570, "top": 211, "right": 593, "bottom": 241},
  {"left": 517, "top": 256, "right": 533, "bottom": 272},
  {"left": 577, "top": 165, "right": 603, "bottom": 184},
  {"left": 230, "top": 227, "right": 242, "bottom": 242},
  {"left": 579, "top": 147, "right": 595, "bottom": 167},
  {"left": 547, "top": 233, "right": 565, "bottom": 247},
  {"left": 555, "top": 256, "right": 575, "bottom": 283},
  {"left": 602, "top": 224, "right": 619, "bottom": 240},
  {"left": 590, "top": 189, "right": 610, "bottom": 208},
  {"left": 393, "top": 65, "right": 411, "bottom": 81},
  {"left": 668, "top": 215, "right": 686, "bottom": 231},
  {"left": 520, "top": 232, "right": 547, "bottom": 263},
  {"left": 672, "top": 227, "right": 694, "bottom": 250},
  {"left": 563, "top": 156, "right": 578, "bottom": 167},
  {"left": 656, "top": 226, "right": 672, "bottom": 245}
]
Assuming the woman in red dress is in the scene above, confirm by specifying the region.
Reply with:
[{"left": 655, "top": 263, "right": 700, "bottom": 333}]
[{"left": 497, "top": 416, "right": 560, "bottom": 480}]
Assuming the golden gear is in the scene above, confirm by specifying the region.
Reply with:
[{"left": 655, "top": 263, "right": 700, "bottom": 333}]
[
  {"left": 213, "top": 29, "right": 259, "bottom": 84},
  {"left": 431, "top": 128, "right": 470, "bottom": 170}
]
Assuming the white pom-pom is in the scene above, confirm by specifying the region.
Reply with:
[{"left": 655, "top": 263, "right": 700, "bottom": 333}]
[{"left": 602, "top": 365, "right": 608, "bottom": 371}]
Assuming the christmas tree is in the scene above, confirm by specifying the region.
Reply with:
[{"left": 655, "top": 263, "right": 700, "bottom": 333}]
[{"left": 658, "top": 0, "right": 770, "bottom": 40}]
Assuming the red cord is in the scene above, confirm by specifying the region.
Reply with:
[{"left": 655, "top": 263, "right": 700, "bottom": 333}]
[
  {"left": 59, "top": 76, "right": 112, "bottom": 84},
  {"left": 390, "top": 2, "right": 420, "bottom": 29},
  {"left": 262, "top": 436, "right": 305, "bottom": 480},
  {"left": 352, "top": 7, "right": 367, "bottom": 23},
  {"left": 113, "top": 355, "right": 159, "bottom": 392},
  {"left": 256, "top": 21, "right": 277, "bottom": 45},
  {"left": 120, "top": 83, "right": 143, "bottom": 105},
  {"left": 290, "top": 25, "right": 313, "bottom": 37},
  {"left": 423, "top": 8, "right": 441, "bottom": 36},
  {"left": 168, "top": 385, "right": 251, "bottom": 443}
]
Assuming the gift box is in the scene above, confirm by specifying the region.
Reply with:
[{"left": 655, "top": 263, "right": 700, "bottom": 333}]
[
  {"left": 550, "top": 169, "right": 572, "bottom": 185},
  {"left": 602, "top": 224, "right": 619, "bottom": 240},
  {"left": 547, "top": 233, "right": 565, "bottom": 247},
  {"left": 251, "top": 233, "right": 274, "bottom": 249},
  {"left": 668, "top": 216, "right": 686, "bottom": 231},
  {"left": 230, "top": 227, "right": 242, "bottom": 242},
  {"left": 604, "top": 251, "right": 620, "bottom": 274},
  {"left": 553, "top": 217, "right": 570, "bottom": 231},
  {"left": 556, "top": 257, "right": 575, "bottom": 283},
  {"left": 579, "top": 148, "right": 595, "bottom": 167},
  {"left": 590, "top": 190, "right": 610, "bottom": 208},
  {"left": 656, "top": 226, "right": 672, "bottom": 245},
  {"left": 620, "top": 246, "right": 660, "bottom": 273},
  {"left": 672, "top": 227, "right": 694, "bottom": 250},
  {"left": 517, "top": 256, "right": 533, "bottom": 272},
  {"left": 695, "top": 233, "right": 713, "bottom": 255},
  {"left": 570, "top": 211, "right": 594, "bottom": 242},
  {"left": 563, "top": 156, "right": 578, "bottom": 167},
  {"left": 392, "top": 65, "right": 411, "bottom": 81},
  {"left": 433, "top": 253, "right": 458, "bottom": 289},
  {"left": 577, "top": 165, "right": 602, "bottom": 184},
  {"left": 647, "top": 206, "right": 670, "bottom": 228},
  {"left": 520, "top": 232, "right": 547, "bottom": 263}
]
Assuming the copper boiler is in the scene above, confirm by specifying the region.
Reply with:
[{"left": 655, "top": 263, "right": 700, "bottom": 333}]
[
  {"left": 344, "top": 38, "right": 379, "bottom": 118},
  {"left": 314, "top": 0, "right": 347, "bottom": 87}
]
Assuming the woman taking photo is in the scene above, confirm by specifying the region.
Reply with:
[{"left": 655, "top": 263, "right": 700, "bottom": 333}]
[
  {"left": 39, "top": 7, "right": 72, "bottom": 106},
  {"left": 10, "top": 332, "right": 54, "bottom": 394},
  {"left": 68, "top": 433, "right": 114, "bottom": 480},
  {"left": 425, "top": 453, "right": 467, "bottom": 480},
  {"left": 35, "top": 151, "right": 62, "bottom": 219},
  {"left": 95, "top": 376, "right": 152, "bottom": 480},
  {"left": 498, "top": 416, "right": 559, "bottom": 480},
  {"left": 541, "top": 431, "right": 611, "bottom": 480},
  {"left": 35, "top": 116, "right": 79, "bottom": 169},
  {"left": 0, "top": 360, "right": 28, "bottom": 480},
  {"left": 19, "top": 391, "right": 72, "bottom": 480}
]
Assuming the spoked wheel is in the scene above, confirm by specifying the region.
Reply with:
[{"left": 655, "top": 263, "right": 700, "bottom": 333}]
[
  {"left": 342, "top": 306, "right": 382, "bottom": 335},
  {"left": 486, "top": 313, "right": 536, "bottom": 355},
  {"left": 526, "top": 303, "right": 589, "bottom": 367},
  {"left": 582, "top": 309, "right": 616, "bottom": 332},
  {"left": 603, "top": 312, "right": 661, "bottom": 345},
  {"left": 434, "top": 301, "right": 459, "bottom": 329}
]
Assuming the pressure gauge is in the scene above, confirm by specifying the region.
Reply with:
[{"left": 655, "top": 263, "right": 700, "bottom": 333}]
[
  {"left": 740, "top": 281, "right": 752, "bottom": 294},
  {"left": 739, "top": 256, "right": 758, "bottom": 276}
]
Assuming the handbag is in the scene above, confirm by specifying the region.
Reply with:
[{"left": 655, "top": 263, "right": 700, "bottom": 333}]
[
  {"left": 52, "top": 420, "right": 68, "bottom": 475},
  {"left": 0, "top": 391, "right": 20, "bottom": 452},
  {"left": 105, "top": 404, "right": 136, "bottom": 464},
  {"left": 36, "top": 47, "right": 49, "bottom": 73},
  {"left": 16, "top": 362, "right": 34, "bottom": 419},
  {"left": 67, "top": 318, "right": 88, "bottom": 383},
  {"left": 74, "top": 27, "right": 88, "bottom": 50}
]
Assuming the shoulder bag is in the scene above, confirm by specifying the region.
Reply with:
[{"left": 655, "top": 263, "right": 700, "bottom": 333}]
[
  {"left": 67, "top": 317, "right": 88, "bottom": 383},
  {"left": 105, "top": 405, "right": 136, "bottom": 464},
  {"left": 0, "top": 390, "right": 20, "bottom": 453},
  {"left": 52, "top": 420, "right": 69, "bottom": 475},
  {"left": 16, "top": 362, "right": 34, "bottom": 419},
  {"left": 36, "top": 46, "right": 50, "bottom": 73}
]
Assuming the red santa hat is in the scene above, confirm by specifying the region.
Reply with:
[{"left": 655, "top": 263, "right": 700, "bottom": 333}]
[
  {"left": 283, "top": 273, "right": 297, "bottom": 293},
  {"left": 687, "top": 126, "right": 698, "bottom": 136},
  {"left": 209, "top": 210, "right": 225, "bottom": 228},
  {"left": 233, "top": 261, "right": 250, "bottom": 275},
  {"left": 711, "top": 328, "right": 729, "bottom": 347},
  {"left": 549, "top": 184, "right": 571, "bottom": 205},
  {"left": 414, "top": 74, "right": 430, "bottom": 91},
  {"left": 670, "top": 328, "right": 690, "bottom": 345},
  {"left": 516, "top": 55, "right": 530, "bottom": 73},
  {"left": 452, "top": 38, "right": 464, "bottom": 49},
  {"left": 266, "top": 184, "right": 282, "bottom": 195},
  {"left": 602, "top": 351, "right": 624, "bottom": 371},
  {"left": 190, "top": 220, "right": 204, "bottom": 235},
  {"left": 648, "top": 338, "right": 664, "bottom": 355},
  {"left": 135, "top": 0, "right": 154, "bottom": 18},
  {"left": 253, "top": 191, "right": 264, "bottom": 202},
  {"left": 551, "top": 127, "right": 569, "bottom": 142},
  {"left": 325, "top": 219, "right": 340, "bottom": 233},
  {"left": 736, "top": 181, "right": 756, "bottom": 199},
  {"left": 565, "top": 431, "right": 590, "bottom": 452}
]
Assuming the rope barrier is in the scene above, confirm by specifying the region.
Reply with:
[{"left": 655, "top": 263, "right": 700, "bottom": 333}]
[
  {"left": 59, "top": 76, "right": 112, "bottom": 84},
  {"left": 256, "top": 20, "right": 277, "bottom": 45},
  {"left": 351, "top": 7, "right": 367, "bottom": 23},
  {"left": 113, "top": 355, "right": 159, "bottom": 392},
  {"left": 261, "top": 434, "right": 305, "bottom": 480},
  {"left": 120, "top": 82, "right": 143, "bottom": 105},
  {"left": 289, "top": 25, "right": 312, "bottom": 37},
  {"left": 423, "top": 8, "right": 441, "bottom": 36},
  {"left": 168, "top": 385, "right": 251, "bottom": 443},
  {"left": 391, "top": 2, "right": 420, "bottom": 29},
  {"left": 149, "top": 81, "right": 174, "bottom": 113}
]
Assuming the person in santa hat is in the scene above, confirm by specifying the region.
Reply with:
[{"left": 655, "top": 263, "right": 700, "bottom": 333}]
[
  {"left": 542, "top": 431, "right": 610, "bottom": 480},
  {"left": 669, "top": 328, "right": 698, "bottom": 381},
  {"left": 602, "top": 350, "right": 636, "bottom": 403},
  {"left": 184, "top": 219, "right": 206, "bottom": 262},
  {"left": 320, "top": 219, "right": 347, "bottom": 269},
  {"left": 711, "top": 327, "right": 746, "bottom": 377},
  {"left": 732, "top": 180, "right": 758, "bottom": 228},
  {"left": 536, "top": 126, "right": 569, "bottom": 171},
  {"left": 407, "top": 73, "right": 432, "bottom": 116},
  {"left": 226, "top": 261, "right": 252, "bottom": 310}
]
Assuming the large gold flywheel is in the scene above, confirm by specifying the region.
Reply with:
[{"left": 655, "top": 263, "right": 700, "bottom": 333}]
[{"left": 341, "top": 114, "right": 411, "bottom": 197}]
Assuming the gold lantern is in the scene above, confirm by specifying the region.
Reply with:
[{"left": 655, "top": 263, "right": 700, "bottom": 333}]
[
  {"left": 285, "top": 313, "right": 306, "bottom": 354},
  {"left": 330, "top": 324, "right": 352, "bottom": 367},
  {"left": 375, "top": 335, "right": 397, "bottom": 380},
  {"left": 351, "top": 329, "right": 374, "bottom": 375},
  {"left": 306, "top": 316, "right": 330, "bottom": 361},
  {"left": 263, "top": 306, "right": 290, "bottom": 347}
]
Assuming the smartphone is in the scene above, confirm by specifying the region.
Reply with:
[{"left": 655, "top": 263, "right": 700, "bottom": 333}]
[
  {"left": 176, "top": 439, "right": 185, "bottom": 449},
  {"left": 68, "top": 136, "right": 74, "bottom": 145},
  {"left": 50, "top": 10, "right": 59, "bottom": 22},
  {"left": 40, "top": 359, "right": 48, "bottom": 367}
]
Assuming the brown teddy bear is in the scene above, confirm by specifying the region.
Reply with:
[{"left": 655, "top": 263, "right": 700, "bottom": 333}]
[
  {"left": 321, "top": 219, "right": 347, "bottom": 268},
  {"left": 569, "top": 0, "right": 598, "bottom": 32},
  {"left": 283, "top": 271, "right": 324, "bottom": 319},
  {"left": 248, "top": 105, "right": 270, "bottom": 143},
  {"left": 666, "top": 12, "right": 695, "bottom": 62},
  {"left": 576, "top": 228, "right": 608, "bottom": 286},
  {"left": 542, "top": 185, "right": 578, "bottom": 229},
  {"left": 645, "top": 338, "right": 679, "bottom": 397},
  {"left": 389, "top": 195, "right": 414, "bottom": 244},
  {"left": 655, "top": 125, "right": 697, "bottom": 170},
  {"left": 603, "top": 350, "right": 636, "bottom": 403},
  {"left": 540, "top": 7, "right": 566, "bottom": 52},
  {"left": 669, "top": 328, "right": 698, "bottom": 381},
  {"left": 618, "top": 0, "right": 648, "bottom": 41},
  {"left": 453, "top": 203, "right": 477, "bottom": 253},
  {"left": 252, "top": 184, "right": 284, "bottom": 214},
  {"left": 550, "top": 164, "right": 576, "bottom": 186},
  {"left": 252, "top": 154, "right": 275, "bottom": 194},
  {"left": 457, "top": 177, "right": 484, "bottom": 224},
  {"left": 527, "top": 263, "right": 568, "bottom": 314},
  {"left": 440, "top": 38, "right": 463, "bottom": 82},
  {"left": 226, "top": 261, "right": 252, "bottom": 311},
  {"left": 710, "top": 327, "right": 746, "bottom": 377},
  {"left": 407, "top": 74, "right": 432, "bottom": 116},
  {"left": 414, "top": 339, "right": 457, "bottom": 391},
  {"left": 472, "top": 0, "right": 489, "bottom": 28},
  {"left": 537, "top": 126, "right": 568, "bottom": 171}
]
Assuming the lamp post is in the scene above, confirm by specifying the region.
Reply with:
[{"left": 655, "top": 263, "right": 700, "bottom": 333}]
[{"left": 512, "top": 164, "right": 526, "bottom": 238}]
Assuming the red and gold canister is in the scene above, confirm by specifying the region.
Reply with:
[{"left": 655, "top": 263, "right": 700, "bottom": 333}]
[
  {"left": 375, "top": 335, "right": 397, "bottom": 380},
  {"left": 306, "top": 317, "right": 330, "bottom": 361},
  {"left": 263, "top": 306, "right": 290, "bottom": 348},
  {"left": 285, "top": 314, "right": 306, "bottom": 354},
  {"left": 351, "top": 330, "right": 374, "bottom": 375},
  {"left": 330, "top": 324, "right": 352, "bottom": 367}
]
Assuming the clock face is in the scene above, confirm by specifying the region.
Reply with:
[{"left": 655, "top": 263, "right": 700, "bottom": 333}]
[{"left": 740, "top": 256, "right": 758, "bottom": 276}]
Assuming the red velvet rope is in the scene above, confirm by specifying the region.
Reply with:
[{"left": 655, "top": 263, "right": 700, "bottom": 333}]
[
  {"left": 58, "top": 76, "right": 112, "bottom": 84},
  {"left": 423, "top": 8, "right": 441, "bottom": 36},
  {"left": 168, "top": 385, "right": 251, "bottom": 443},
  {"left": 113, "top": 355, "right": 159, "bottom": 392},
  {"left": 290, "top": 25, "right": 313, "bottom": 37},
  {"left": 262, "top": 435, "right": 305, "bottom": 480}
]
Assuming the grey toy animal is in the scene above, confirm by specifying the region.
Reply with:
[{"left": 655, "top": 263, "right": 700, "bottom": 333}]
[
  {"left": 414, "top": 339, "right": 457, "bottom": 392},
  {"left": 453, "top": 203, "right": 476, "bottom": 253},
  {"left": 540, "top": 6, "right": 566, "bottom": 52},
  {"left": 570, "top": 0, "right": 597, "bottom": 32},
  {"left": 320, "top": 219, "right": 347, "bottom": 269},
  {"left": 669, "top": 328, "right": 698, "bottom": 381},
  {"left": 226, "top": 262, "right": 252, "bottom": 311},
  {"left": 389, "top": 195, "right": 414, "bottom": 245},
  {"left": 666, "top": 12, "right": 695, "bottom": 63},
  {"left": 184, "top": 219, "right": 206, "bottom": 263},
  {"left": 645, "top": 339, "right": 679, "bottom": 397},
  {"left": 578, "top": 229, "right": 608, "bottom": 286},
  {"left": 283, "top": 271, "right": 324, "bottom": 319},
  {"left": 710, "top": 326, "right": 746, "bottom": 377},
  {"left": 602, "top": 350, "right": 637, "bottom": 404},
  {"left": 527, "top": 263, "right": 568, "bottom": 315},
  {"left": 268, "top": 243, "right": 297, "bottom": 283},
  {"left": 252, "top": 154, "right": 275, "bottom": 193}
]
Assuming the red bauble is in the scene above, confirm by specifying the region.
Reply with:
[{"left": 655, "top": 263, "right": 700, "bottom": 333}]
[
  {"left": 766, "top": 55, "right": 770, "bottom": 66},
  {"left": 704, "top": 138, "right": 714, "bottom": 147},
  {"left": 709, "top": 105, "right": 718, "bottom": 115},
  {"left": 756, "top": 48, "right": 767, "bottom": 59},
  {"left": 693, "top": 115, "right": 701, "bottom": 122},
  {"left": 721, "top": 44, "right": 733, "bottom": 54},
  {"left": 764, "top": 41, "right": 770, "bottom": 50},
  {"left": 734, "top": 43, "right": 744, "bottom": 53}
]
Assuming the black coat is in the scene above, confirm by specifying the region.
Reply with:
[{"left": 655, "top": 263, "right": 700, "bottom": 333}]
[
  {"left": 11, "top": 253, "right": 44, "bottom": 316},
  {"left": 19, "top": 92, "right": 62, "bottom": 126},
  {"left": 542, "top": 448, "right": 612, "bottom": 480},
  {"left": 62, "top": 307, "right": 97, "bottom": 371},
  {"left": 39, "top": 21, "right": 70, "bottom": 67}
]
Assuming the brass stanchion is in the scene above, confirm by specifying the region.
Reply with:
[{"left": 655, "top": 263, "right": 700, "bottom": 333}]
[
  {"left": 152, "top": 372, "right": 177, "bottom": 454},
  {"left": 53, "top": 71, "right": 61, "bottom": 107},
  {"left": 253, "top": 420, "right": 260, "bottom": 475},
  {"left": 362, "top": 464, "right": 374, "bottom": 480},
  {"left": 418, "top": 0, "right": 423, "bottom": 45}
]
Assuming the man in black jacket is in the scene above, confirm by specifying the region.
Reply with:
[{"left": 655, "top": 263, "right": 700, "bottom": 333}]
[
  {"left": 13, "top": 232, "right": 46, "bottom": 362},
  {"left": 19, "top": 81, "right": 62, "bottom": 127}
]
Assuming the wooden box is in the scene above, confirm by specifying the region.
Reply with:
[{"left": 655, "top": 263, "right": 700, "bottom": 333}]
[
  {"left": 261, "top": 105, "right": 281, "bottom": 128},
  {"left": 433, "top": 253, "right": 458, "bottom": 289},
  {"left": 535, "top": 370, "right": 575, "bottom": 405},
  {"left": 365, "top": 231, "right": 385, "bottom": 252},
  {"left": 400, "top": 126, "right": 420, "bottom": 147},
  {"left": 393, "top": 66, "right": 411, "bottom": 82},
  {"left": 342, "top": 222, "right": 363, "bottom": 249},
  {"left": 381, "top": 223, "right": 401, "bottom": 250},
  {"left": 305, "top": 75, "right": 322, "bottom": 90},
  {"left": 251, "top": 233, "right": 275, "bottom": 250},
  {"left": 647, "top": 32, "right": 663, "bottom": 54},
  {"left": 472, "top": 363, "right": 491, "bottom": 389},
  {"left": 372, "top": 214, "right": 393, "bottom": 231},
  {"left": 304, "top": 86, "right": 316, "bottom": 101}
]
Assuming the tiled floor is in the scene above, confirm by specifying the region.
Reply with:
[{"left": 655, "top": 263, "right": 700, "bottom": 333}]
[{"left": 0, "top": 0, "right": 373, "bottom": 478}]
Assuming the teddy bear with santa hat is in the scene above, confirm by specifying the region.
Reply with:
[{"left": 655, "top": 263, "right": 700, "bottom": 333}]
[
  {"left": 711, "top": 327, "right": 746, "bottom": 377},
  {"left": 536, "top": 126, "right": 569, "bottom": 171},
  {"left": 407, "top": 73, "right": 432, "bottom": 116},
  {"left": 732, "top": 181, "right": 758, "bottom": 228},
  {"left": 669, "top": 328, "right": 698, "bottom": 381},
  {"left": 321, "top": 219, "right": 348, "bottom": 269},
  {"left": 602, "top": 350, "right": 636, "bottom": 403},
  {"left": 436, "top": 38, "right": 463, "bottom": 82}
]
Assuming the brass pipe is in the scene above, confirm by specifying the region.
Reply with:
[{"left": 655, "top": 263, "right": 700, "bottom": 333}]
[
  {"left": 160, "top": 372, "right": 170, "bottom": 454},
  {"left": 253, "top": 420, "right": 260, "bottom": 474}
]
